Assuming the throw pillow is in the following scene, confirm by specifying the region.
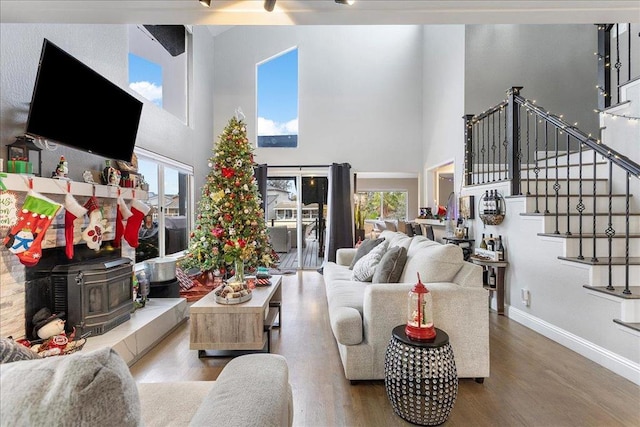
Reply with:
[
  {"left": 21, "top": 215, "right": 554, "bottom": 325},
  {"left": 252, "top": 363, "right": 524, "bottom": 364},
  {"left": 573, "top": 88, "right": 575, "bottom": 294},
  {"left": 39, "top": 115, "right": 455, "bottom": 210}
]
[
  {"left": 0, "top": 338, "right": 41, "bottom": 364},
  {"left": 0, "top": 347, "right": 141, "bottom": 426},
  {"left": 372, "top": 246, "right": 408, "bottom": 283},
  {"left": 349, "top": 237, "right": 385, "bottom": 270},
  {"left": 351, "top": 241, "right": 388, "bottom": 282}
]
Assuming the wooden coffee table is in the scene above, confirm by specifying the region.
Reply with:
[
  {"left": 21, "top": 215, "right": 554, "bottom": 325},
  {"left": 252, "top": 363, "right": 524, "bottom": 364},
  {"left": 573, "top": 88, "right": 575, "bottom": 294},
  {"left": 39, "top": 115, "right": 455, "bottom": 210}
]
[{"left": 189, "top": 275, "right": 282, "bottom": 357}]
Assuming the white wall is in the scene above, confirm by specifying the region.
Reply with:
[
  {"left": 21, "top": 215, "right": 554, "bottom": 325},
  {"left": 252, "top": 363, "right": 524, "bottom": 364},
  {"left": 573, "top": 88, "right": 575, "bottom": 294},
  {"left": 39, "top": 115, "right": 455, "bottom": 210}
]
[
  {"left": 465, "top": 25, "right": 599, "bottom": 139},
  {"left": 0, "top": 24, "right": 214, "bottom": 189},
  {"left": 421, "top": 26, "right": 466, "bottom": 210},
  {"left": 212, "top": 26, "right": 424, "bottom": 175}
]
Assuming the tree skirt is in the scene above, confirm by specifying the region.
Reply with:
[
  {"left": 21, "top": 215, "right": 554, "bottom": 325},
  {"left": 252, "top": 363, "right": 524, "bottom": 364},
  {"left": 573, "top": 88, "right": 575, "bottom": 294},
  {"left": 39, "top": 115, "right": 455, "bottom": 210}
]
[{"left": 178, "top": 270, "right": 218, "bottom": 303}]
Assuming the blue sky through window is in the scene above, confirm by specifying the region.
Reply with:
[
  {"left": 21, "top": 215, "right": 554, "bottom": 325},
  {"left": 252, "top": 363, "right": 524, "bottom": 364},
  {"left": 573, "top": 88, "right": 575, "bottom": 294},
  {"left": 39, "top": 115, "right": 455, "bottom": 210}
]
[
  {"left": 257, "top": 48, "right": 298, "bottom": 144},
  {"left": 128, "top": 53, "right": 163, "bottom": 107}
]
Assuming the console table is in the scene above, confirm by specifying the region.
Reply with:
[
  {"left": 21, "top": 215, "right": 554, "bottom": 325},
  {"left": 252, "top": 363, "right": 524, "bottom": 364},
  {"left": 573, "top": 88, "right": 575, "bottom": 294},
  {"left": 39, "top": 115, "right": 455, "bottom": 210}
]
[
  {"left": 470, "top": 257, "right": 507, "bottom": 315},
  {"left": 384, "top": 326, "right": 458, "bottom": 426},
  {"left": 189, "top": 275, "right": 282, "bottom": 357}
]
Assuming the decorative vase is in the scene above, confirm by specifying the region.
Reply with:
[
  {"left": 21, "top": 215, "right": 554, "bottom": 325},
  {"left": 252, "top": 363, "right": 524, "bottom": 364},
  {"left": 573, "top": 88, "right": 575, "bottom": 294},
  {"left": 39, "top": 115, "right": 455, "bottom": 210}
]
[{"left": 234, "top": 258, "right": 245, "bottom": 283}]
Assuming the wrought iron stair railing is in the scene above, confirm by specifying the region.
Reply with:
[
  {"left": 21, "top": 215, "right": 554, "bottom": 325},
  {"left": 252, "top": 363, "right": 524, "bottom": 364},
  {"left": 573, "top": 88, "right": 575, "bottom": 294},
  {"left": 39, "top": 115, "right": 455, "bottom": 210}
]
[{"left": 464, "top": 86, "right": 639, "bottom": 296}]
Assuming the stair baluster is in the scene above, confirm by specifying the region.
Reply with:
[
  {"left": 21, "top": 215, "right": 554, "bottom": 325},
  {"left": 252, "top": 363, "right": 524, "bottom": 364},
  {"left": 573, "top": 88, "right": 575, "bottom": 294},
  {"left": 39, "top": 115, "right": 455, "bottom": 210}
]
[
  {"left": 554, "top": 127, "right": 560, "bottom": 235},
  {"left": 577, "top": 142, "right": 585, "bottom": 260},
  {"left": 591, "top": 150, "right": 599, "bottom": 263},
  {"left": 606, "top": 161, "right": 615, "bottom": 290},
  {"left": 624, "top": 172, "right": 631, "bottom": 294}
]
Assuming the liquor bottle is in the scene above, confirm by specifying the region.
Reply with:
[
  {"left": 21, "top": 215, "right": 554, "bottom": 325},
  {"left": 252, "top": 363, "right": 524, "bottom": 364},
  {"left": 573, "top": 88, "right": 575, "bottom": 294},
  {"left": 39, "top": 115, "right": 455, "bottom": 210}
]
[
  {"left": 487, "top": 234, "right": 495, "bottom": 251},
  {"left": 487, "top": 190, "right": 493, "bottom": 214},
  {"left": 483, "top": 190, "right": 490, "bottom": 214},
  {"left": 488, "top": 268, "right": 497, "bottom": 288},
  {"left": 494, "top": 190, "right": 501, "bottom": 215},
  {"left": 480, "top": 233, "right": 487, "bottom": 249},
  {"left": 496, "top": 235, "right": 505, "bottom": 261},
  {"left": 482, "top": 266, "right": 489, "bottom": 286}
]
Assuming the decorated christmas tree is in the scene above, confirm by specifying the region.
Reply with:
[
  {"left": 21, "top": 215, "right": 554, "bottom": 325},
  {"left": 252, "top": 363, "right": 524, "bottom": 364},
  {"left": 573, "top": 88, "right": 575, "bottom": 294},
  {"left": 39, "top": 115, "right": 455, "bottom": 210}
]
[{"left": 180, "top": 114, "right": 277, "bottom": 277}]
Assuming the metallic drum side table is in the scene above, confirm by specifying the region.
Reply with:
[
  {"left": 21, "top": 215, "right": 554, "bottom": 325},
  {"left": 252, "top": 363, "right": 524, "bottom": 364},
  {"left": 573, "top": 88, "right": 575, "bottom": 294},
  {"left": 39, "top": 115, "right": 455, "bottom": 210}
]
[{"left": 384, "top": 325, "right": 458, "bottom": 426}]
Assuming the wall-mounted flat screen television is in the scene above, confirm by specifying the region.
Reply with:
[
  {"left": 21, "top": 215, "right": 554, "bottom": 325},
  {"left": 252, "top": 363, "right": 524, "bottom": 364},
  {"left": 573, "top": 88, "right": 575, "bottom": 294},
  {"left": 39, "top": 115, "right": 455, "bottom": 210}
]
[{"left": 25, "top": 39, "right": 143, "bottom": 162}]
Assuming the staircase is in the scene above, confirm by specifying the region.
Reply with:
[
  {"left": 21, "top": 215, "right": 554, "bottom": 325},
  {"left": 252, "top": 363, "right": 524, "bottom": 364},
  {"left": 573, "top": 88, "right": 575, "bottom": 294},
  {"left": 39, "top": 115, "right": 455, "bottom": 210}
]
[{"left": 461, "top": 26, "right": 639, "bottom": 382}]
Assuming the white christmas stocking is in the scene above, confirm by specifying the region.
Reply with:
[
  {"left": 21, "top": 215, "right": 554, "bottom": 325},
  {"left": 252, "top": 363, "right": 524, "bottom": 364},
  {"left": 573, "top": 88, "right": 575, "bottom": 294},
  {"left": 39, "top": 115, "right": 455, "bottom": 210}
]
[{"left": 82, "top": 196, "right": 106, "bottom": 251}]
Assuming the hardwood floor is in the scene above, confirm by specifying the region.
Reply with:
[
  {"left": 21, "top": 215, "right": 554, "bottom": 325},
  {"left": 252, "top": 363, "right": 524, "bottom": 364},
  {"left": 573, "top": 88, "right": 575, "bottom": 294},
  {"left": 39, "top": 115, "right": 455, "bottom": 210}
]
[{"left": 130, "top": 271, "right": 640, "bottom": 427}]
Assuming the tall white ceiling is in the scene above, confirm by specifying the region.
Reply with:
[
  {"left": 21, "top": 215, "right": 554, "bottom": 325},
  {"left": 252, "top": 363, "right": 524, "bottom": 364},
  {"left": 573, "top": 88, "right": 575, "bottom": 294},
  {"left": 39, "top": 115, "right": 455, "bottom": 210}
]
[{"left": 1, "top": 1, "right": 639, "bottom": 26}]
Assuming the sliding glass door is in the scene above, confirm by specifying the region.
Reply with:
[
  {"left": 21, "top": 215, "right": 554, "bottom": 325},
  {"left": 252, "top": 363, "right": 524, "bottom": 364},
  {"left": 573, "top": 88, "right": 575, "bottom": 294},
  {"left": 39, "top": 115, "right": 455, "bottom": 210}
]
[{"left": 266, "top": 171, "right": 327, "bottom": 270}]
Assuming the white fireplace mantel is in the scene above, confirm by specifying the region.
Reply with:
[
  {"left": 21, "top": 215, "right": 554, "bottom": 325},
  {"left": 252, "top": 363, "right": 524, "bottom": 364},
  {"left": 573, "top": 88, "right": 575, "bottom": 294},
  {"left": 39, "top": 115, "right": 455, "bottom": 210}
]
[{"left": 1, "top": 173, "right": 147, "bottom": 200}]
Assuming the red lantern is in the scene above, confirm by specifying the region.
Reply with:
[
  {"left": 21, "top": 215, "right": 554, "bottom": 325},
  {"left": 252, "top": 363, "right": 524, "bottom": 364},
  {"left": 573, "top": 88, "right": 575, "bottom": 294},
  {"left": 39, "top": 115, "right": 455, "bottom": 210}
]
[{"left": 405, "top": 273, "right": 436, "bottom": 341}]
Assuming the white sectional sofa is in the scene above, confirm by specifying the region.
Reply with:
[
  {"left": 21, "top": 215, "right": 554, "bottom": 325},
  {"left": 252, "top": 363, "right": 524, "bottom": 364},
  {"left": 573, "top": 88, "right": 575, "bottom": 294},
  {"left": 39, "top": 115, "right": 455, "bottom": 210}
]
[
  {"left": 323, "top": 230, "right": 490, "bottom": 382},
  {"left": 0, "top": 346, "right": 293, "bottom": 426}
]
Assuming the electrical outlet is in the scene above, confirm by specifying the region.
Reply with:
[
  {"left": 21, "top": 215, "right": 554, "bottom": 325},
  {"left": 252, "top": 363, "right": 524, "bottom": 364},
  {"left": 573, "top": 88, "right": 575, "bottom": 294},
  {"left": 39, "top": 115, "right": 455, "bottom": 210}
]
[{"left": 521, "top": 289, "right": 530, "bottom": 307}]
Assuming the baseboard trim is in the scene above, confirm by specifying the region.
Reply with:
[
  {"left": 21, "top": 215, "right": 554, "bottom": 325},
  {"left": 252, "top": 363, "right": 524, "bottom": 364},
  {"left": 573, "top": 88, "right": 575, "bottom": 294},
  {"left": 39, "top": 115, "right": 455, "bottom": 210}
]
[{"left": 508, "top": 306, "right": 640, "bottom": 386}]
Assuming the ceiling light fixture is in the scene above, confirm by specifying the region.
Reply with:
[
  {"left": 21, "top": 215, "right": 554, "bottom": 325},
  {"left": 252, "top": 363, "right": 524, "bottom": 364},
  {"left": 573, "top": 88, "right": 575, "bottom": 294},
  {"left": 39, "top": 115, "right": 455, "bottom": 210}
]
[
  {"left": 264, "top": 0, "right": 276, "bottom": 12},
  {"left": 335, "top": 0, "right": 355, "bottom": 5},
  {"left": 199, "top": 0, "right": 211, "bottom": 7}
]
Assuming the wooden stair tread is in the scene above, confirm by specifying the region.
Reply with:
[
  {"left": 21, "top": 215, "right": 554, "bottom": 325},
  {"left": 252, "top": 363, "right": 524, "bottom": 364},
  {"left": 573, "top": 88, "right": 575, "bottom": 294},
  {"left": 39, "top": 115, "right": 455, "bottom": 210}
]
[
  {"left": 583, "top": 285, "right": 640, "bottom": 299},
  {"left": 560, "top": 256, "right": 640, "bottom": 265}
]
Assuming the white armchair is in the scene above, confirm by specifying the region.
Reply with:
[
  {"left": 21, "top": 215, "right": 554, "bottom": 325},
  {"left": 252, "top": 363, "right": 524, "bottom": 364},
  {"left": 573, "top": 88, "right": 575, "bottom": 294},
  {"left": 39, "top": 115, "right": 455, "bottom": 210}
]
[{"left": 268, "top": 226, "right": 292, "bottom": 253}]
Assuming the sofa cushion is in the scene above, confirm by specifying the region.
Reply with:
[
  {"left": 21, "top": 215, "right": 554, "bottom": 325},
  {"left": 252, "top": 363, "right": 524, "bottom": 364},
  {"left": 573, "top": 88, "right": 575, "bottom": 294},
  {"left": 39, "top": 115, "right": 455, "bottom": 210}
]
[
  {"left": 372, "top": 246, "right": 408, "bottom": 283},
  {"left": 137, "top": 381, "right": 215, "bottom": 427},
  {"left": 351, "top": 241, "right": 388, "bottom": 281},
  {"left": 349, "top": 237, "right": 384, "bottom": 269},
  {"left": 379, "top": 230, "right": 412, "bottom": 250},
  {"left": 400, "top": 243, "right": 465, "bottom": 284},
  {"left": 0, "top": 346, "right": 141, "bottom": 426},
  {"left": 0, "top": 338, "right": 42, "bottom": 364},
  {"left": 190, "top": 354, "right": 291, "bottom": 427},
  {"left": 384, "top": 220, "right": 397, "bottom": 232}
]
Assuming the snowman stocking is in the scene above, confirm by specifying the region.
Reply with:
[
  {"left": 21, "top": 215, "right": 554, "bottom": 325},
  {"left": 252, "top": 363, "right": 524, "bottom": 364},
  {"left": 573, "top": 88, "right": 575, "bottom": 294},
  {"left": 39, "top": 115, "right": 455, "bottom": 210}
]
[
  {"left": 64, "top": 193, "right": 87, "bottom": 259},
  {"left": 82, "top": 196, "right": 106, "bottom": 251},
  {"left": 2, "top": 191, "right": 61, "bottom": 266},
  {"left": 112, "top": 196, "right": 132, "bottom": 248},
  {"left": 123, "top": 199, "right": 150, "bottom": 248}
]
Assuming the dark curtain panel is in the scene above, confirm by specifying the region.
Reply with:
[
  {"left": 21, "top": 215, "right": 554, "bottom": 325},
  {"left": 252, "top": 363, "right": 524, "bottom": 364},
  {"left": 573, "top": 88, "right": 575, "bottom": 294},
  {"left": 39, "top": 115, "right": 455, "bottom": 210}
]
[
  {"left": 323, "top": 163, "right": 353, "bottom": 264},
  {"left": 254, "top": 164, "right": 268, "bottom": 215}
]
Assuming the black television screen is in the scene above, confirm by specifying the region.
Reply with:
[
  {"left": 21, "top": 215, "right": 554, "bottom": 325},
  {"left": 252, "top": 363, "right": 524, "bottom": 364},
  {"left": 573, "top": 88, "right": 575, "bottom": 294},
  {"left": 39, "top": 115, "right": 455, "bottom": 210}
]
[{"left": 26, "top": 39, "right": 143, "bottom": 162}]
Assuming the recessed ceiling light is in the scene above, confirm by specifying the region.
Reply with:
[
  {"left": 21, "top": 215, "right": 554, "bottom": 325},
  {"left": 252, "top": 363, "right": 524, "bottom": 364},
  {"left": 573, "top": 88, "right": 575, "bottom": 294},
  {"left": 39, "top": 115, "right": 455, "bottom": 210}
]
[
  {"left": 199, "top": 0, "right": 211, "bottom": 7},
  {"left": 335, "top": 0, "right": 355, "bottom": 5}
]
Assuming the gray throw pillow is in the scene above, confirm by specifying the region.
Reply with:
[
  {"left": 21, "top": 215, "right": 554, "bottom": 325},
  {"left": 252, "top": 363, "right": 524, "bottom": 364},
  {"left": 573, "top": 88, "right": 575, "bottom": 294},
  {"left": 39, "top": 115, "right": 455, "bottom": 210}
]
[
  {"left": 351, "top": 241, "right": 389, "bottom": 282},
  {"left": 0, "top": 347, "right": 141, "bottom": 426},
  {"left": 373, "top": 246, "right": 408, "bottom": 283},
  {"left": 0, "top": 338, "right": 42, "bottom": 364},
  {"left": 349, "top": 237, "right": 385, "bottom": 270}
]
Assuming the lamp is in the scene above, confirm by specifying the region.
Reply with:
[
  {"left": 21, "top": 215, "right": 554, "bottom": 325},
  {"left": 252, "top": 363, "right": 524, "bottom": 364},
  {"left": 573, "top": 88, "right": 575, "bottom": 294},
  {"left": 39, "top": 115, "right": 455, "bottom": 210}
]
[
  {"left": 264, "top": 0, "right": 276, "bottom": 11},
  {"left": 335, "top": 0, "right": 355, "bottom": 4},
  {"left": 199, "top": 0, "right": 211, "bottom": 6},
  {"left": 405, "top": 273, "right": 436, "bottom": 341},
  {"left": 7, "top": 136, "right": 42, "bottom": 176}
]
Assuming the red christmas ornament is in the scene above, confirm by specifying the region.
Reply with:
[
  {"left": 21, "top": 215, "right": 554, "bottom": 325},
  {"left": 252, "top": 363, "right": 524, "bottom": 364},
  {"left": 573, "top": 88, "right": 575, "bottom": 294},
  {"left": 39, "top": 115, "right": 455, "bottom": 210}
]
[{"left": 221, "top": 167, "right": 235, "bottom": 178}]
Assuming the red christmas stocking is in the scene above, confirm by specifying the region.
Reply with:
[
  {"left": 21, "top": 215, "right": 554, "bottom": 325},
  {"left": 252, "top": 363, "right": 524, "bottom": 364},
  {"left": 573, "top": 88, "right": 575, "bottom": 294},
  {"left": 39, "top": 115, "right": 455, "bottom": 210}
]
[
  {"left": 2, "top": 191, "right": 61, "bottom": 266},
  {"left": 64, "top": 193, "right": 87, "bottom": 259},
  {"left": 123, "top": 199, "right": 150, "bottom": 248},
  {"left": 112, "top": 196, "right": 132, "bottom": 248}
]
